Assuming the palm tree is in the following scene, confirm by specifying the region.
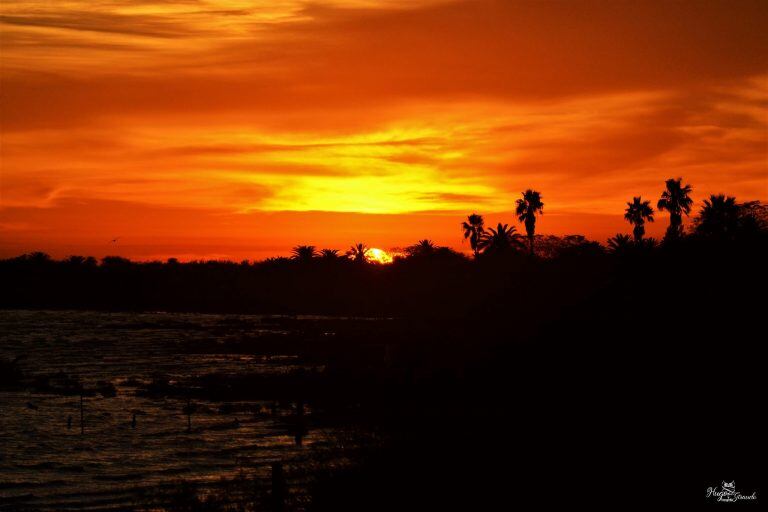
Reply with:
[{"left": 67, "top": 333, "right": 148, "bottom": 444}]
[
  {"left": 694, "top": 194, "right": 740, "bottom": 238},
  {"left": 406, "top": 239, "right": 437, "bottom": 257},
  {"left": 346, "top": 243, "right": 369, "bottom": 263},
  {"left": 657, "top": 178, "right": 693, "bottom": 240},
  {"left": 479, "top": 223, "right": 524, "bottom": 254},
  {"left": 606, "top": 233, "right": 633, "bottom": 254},
  {"left": 461, "top": 213, "right": 485, "bottom": 257},
  {"left": 291, "top": 245, "right": 317, "bottom": 261},
  {"left": 624, "top": 197, "right": 654, "bottom": 243},
  {"left": 515, "top": 190, "right": 544, "bottom": 255},
  {"left": 319, "top": 248, "right": 340, "bottom": 259}
]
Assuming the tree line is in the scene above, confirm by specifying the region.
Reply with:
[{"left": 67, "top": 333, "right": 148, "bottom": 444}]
[
  {"left": 462, "top": 178, "right": 766, "bottom": 258},
  {"left": 257, "top": 177, "right": 767, "bottom": 264},
  {"left": 2, "top": 176, "right": 766, "bottom": 269}
]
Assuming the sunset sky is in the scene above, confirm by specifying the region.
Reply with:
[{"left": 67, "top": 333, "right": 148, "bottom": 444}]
[{"left": 1, "top": 0, "right": 767, "bottom": 261}]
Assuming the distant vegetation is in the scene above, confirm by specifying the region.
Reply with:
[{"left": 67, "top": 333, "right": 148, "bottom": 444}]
[{"left": 1, "top": 178, "right": 766, "bottom": 317}]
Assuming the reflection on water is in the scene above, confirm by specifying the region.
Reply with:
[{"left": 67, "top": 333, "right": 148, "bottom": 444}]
[{"left": 0, "top": 310, "right": 347, "bottom": 511}]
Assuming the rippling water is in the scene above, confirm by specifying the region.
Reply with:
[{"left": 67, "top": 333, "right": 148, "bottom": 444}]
[{"left": 0, "top": 310, "right": 349, "bottom": 511}]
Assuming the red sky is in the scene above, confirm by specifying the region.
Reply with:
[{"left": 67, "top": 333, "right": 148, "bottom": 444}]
[{"left": 1, "top": 0, "right": 767, "bottom": 261}]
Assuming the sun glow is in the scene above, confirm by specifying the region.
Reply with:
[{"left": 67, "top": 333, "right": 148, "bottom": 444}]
[{"left": 366, "top": 248, "right": 394, "bottom": 264}]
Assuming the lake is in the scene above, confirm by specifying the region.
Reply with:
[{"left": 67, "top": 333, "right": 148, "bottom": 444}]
[{"left": 0, "top": 310, "right": 366, "bottom": 511}]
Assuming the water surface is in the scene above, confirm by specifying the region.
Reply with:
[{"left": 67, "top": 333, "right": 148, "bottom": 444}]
[{"left": 0, "top": 310, "right": 352, "bottom": 511}]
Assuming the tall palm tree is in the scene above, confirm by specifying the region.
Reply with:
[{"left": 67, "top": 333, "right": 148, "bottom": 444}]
[
  {"left": 624, "top": 197, "right": 654, "bottom": 243},
  {"left": 479, "top": 223, "right": 524, "bottom": 254},
  {"left": 461, "top": 213, "right": 485, "bottom": 257},
  {"left": 291, "top": 245, "right": 317, "bottom": 261},
  {"left": 657, "top": 178, "right": 693, "bottom": 239},
  {"left": 515, "top": 190, "right": 544, "bottom": 255},
  {"left": 694, "top": 194, "right": 740, "bottom": 238},
  {"left": 346, "top": 243, "right": 369, "bottom": 263}
]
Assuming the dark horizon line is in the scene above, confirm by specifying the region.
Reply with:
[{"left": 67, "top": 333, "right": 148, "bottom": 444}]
[{"left": 0, "top": 232, "right": 615, "bottom": 263}]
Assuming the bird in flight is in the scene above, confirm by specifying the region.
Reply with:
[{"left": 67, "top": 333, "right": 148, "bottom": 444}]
[{"left": 109, "top": 237, "right": 121, "bottom": 243}]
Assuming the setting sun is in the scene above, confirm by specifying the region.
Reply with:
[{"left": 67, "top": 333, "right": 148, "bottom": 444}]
[{"left": 365, "top": 248, "right": 394, "bottom": 264}]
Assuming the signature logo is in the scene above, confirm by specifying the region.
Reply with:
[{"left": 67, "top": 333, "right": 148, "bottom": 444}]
[{"left": 707, "top": 481, "right": 757, "bottom": 503}]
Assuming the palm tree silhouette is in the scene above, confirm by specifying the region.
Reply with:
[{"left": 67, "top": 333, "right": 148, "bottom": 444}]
[
  {"left": 406, "top": 239, "right": 437, "bottom": 257},
  {"left": 291, "top": 245, "right": 318, "bottom": 261},
  {"left": 319, "top": 248, "right": 340, "bottom": 259},
  {"left": 695, "top": 194, "right": 740, "bottom": 238},
  {"left": 346, "top": 243, "right": 369, "bottom": 263},
  {"left": 624, "top": 197, "right": 654, "bottom": 243},
  {"left": 479, "top": 223, "right": 523, "bottom": 254},
  {"left": 461, "top": 213, "right": 485, "bottom": 258},
  {"left": 606, "top": 234, "right": 633, "bottom": 253},
  {"left": 657, "top": 178, "right": 693, "bottom": 240},
  {"left": 515, "top": 190, "right": 544, "bottom": 255}
]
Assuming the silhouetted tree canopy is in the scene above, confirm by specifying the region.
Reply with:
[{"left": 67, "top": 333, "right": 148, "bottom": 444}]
[
  {"left": 657, "top": 178, "right": 693, "bottom": 241},
  {"left": 515, "top": 190, "right": 544, "bottom": 255},
  {"left": 461, "top": 213, "right": 485, "bottom": 258},
  {"left": 320, "top": 249, "right": 341, "bottom": 259},
  {"left": 346, "top": 243, "right": 369, "bottom": 264},
  {"left": 693, "top": 195, "right": 767, "bottom": 241},
  {"left": 624, "top": 196, "right": 654, "bottom": 242},
  {"left": 2, "top": 181, "right": 765, "bottom": 318},
  {"left": 292, "top": 245, "right": 319, "bottom": 261},
  {"left": 477, "top": 223, "right": 524, "bottom": 256}
]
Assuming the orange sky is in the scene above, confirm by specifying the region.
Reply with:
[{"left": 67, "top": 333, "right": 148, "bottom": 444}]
[{"left": 1, "top": 0, "right": 767, "bottom": 261}]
